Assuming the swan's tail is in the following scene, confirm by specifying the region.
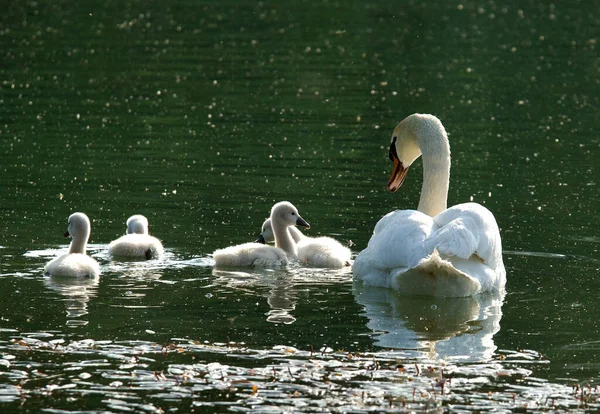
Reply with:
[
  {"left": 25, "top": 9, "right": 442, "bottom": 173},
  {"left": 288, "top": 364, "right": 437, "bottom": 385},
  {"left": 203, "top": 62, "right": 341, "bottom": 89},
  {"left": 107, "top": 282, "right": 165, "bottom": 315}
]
[{"left": 390, "top": 250, "right": 481, "bottom": 297}]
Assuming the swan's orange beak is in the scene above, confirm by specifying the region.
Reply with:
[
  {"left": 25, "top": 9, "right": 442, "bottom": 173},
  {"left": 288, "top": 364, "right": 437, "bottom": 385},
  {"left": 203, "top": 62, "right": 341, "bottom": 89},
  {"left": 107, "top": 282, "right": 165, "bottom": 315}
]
[{"left": 387, "top": 154, "right": 409, "bottom": 193}]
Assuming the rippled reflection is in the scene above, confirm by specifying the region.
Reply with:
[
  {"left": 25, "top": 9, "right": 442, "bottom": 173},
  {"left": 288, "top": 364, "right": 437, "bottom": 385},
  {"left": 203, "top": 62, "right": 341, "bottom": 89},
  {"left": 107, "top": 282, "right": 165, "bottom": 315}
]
[
  {"left": 354, "top": 283, "right": 504, "bottom": 362},
  {"left": 43, "top": 275, "right": 99, "bottom": 326},
  {"left": 99, "top": 249, "right": 210, "bottom": 275},
  {"left": 265, "top": 278, "right": 298, "bottom": 324},
  {"left": 212, "top": 268, "right": 298, "bottom": 324},
  {"left": 213, "top": 265, "right": 351, "bottom": 324}
]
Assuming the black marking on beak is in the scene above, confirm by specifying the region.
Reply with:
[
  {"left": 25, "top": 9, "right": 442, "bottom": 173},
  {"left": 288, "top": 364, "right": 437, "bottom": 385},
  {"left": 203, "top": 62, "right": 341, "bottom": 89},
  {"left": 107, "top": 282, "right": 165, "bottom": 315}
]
[
  {"left": 389, "top": 136, "right": 398, "bottom": 162},
  {"left": 296, "top": 216, "right": 310, "bottom": 229}
]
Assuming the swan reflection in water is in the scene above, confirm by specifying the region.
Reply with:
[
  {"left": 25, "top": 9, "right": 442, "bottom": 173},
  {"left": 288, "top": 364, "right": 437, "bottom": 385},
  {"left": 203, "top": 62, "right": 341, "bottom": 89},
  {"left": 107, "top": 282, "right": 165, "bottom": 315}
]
[
  {"left": 354, "top": 283, "right": 504, "bottom": 362},
  {"left": 43, "top": 275, "right": 99, "bottom": 327}
]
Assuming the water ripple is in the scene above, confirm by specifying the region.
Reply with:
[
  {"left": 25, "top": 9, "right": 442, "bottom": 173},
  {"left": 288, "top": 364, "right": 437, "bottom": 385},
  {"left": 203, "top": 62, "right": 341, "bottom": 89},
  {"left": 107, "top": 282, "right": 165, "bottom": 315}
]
[{"left": 0, "top": 336, "right": 596, "bottom": 412}]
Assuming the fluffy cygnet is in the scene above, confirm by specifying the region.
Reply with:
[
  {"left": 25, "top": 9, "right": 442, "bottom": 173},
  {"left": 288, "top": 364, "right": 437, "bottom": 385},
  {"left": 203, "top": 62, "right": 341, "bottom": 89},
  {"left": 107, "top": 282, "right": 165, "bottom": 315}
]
[
  {"left": 257, "top": 218, "right": 351, "bottom": 268},
  {"left": 213, "top": 201, "right": 310, "bottom": 268},
  {"left": 108, "top": 214, "right": 164, "bottom": 259},
  {"left": 44, "top": 212, "right": 100, "bottom": 278}
]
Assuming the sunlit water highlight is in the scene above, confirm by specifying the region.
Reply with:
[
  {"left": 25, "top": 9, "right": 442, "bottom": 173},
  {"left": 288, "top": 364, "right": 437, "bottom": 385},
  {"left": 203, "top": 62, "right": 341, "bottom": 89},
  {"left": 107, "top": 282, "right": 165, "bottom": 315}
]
[{"left": 0, "top": 333, "right": 597, "bottom": 412}]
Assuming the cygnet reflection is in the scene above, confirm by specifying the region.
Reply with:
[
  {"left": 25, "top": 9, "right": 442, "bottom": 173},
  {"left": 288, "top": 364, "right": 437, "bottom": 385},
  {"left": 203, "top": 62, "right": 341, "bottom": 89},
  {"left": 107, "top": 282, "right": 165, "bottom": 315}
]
[
  {"left": 43, "top": 275, "right": 100, "bottom": 327},
  {"left": 265, "top": 278, "right": 297, "bottom": 324},
  {"left": 354, "top": 283, "right": 504, "bottom": 362},
  {"left": 212, "top": 268, "right": 298, "bottom": 325}
]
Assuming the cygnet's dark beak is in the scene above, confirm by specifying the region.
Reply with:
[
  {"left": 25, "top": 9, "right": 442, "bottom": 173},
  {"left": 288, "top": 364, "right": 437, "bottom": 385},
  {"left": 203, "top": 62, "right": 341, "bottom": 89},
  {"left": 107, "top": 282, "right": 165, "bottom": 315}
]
[
  {"left": 255, "top": 234, "right": 266, "bottom": 244},
  {"left": 296, "top": 216, "right": 310, "bottom": 229},
  {"left": 63, "top": 230, "right": 70, "bottom": 238}
]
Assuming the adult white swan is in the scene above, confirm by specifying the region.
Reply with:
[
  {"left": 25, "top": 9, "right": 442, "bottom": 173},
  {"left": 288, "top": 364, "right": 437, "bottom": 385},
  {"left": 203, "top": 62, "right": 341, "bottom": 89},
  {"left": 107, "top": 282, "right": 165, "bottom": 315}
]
[
  {"left": 257, "top": 218, "right": 351, "bottom": 268},
  {"left": 44, "top": 212, "right": 100, "bottom": 278},
  {"left": 108, "top": 214, "right": 164, "bottom": 259},
  {"left": 213, "top": 201, "right": 310, "bottom": 268},
  {"left": 353, "top": 114, "right": 506, "bottom": 297}
]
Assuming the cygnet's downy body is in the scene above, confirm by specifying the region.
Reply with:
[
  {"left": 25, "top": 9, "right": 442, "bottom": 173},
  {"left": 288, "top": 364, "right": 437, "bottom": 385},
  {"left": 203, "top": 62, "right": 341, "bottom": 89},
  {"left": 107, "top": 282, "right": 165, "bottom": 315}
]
[
  {"left": 213, "top": 202, "right": 310, "bottom": 268},
  {"left": 44, "top": 212, "right": 100, "bottom": 278},
  {"left": 108, "top": 215, "right": 164, "bottom": 259},
  {"left": 257, "top": 218, "right": 351, "bottom": 268}
]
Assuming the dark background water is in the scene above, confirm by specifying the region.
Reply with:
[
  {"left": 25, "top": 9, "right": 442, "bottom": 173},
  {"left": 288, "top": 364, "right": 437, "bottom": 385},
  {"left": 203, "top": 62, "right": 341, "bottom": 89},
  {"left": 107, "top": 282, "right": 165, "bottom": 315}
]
[{"left": 1, "top": 0, "right": 599, "bottom": 411}]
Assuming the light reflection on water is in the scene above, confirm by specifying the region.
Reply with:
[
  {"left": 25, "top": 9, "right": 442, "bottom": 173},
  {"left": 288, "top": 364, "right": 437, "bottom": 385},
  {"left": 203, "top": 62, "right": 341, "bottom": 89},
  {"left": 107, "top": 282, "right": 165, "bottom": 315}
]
[{"left": 0, "top": 333, "right": 596, "bottom": 412}]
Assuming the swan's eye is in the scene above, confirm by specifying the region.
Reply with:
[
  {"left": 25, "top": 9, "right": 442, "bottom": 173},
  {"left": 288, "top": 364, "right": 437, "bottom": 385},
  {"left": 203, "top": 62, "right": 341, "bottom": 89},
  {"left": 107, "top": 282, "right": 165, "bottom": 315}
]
[
  {"left": 389, "top": 136, "right": 398, "bottom": 162},
  {"left": 291, "top": 212, "right": 296, "bottom": 216}
]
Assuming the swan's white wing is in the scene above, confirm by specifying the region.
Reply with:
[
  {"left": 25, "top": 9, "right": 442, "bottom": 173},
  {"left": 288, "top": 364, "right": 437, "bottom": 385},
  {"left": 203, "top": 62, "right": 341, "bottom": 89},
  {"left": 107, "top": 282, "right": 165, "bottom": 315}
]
[
  {"left": 428, "top": 202, "right": 503, "bottom": 269},
  {"left": 354, "top": 210, "right": 434, "bottom": 288},
  {"left": 370, "top": 210, "right": 434, "bottom": 267},
  {"left": 422, "top": 202, "right": 506, "bottom": 293},
  {"left": 425, "top": 217, "right": 479, "bottom": 260}
]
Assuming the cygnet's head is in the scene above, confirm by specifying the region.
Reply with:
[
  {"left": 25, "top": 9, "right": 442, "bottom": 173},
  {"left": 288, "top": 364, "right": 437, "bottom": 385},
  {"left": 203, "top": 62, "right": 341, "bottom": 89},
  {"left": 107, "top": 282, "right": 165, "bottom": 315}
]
[
  {"left": 63, "top": 212, "right": 92, "bottom": 254},
  {"left": 255, "top": 217, "right": 306, "bottom": 244},
  {"left": 126, "top": 215, "right": 149, "bottom": 235},
  {"left": 64, "top": 212, "right": 91, "bottom": 241},
  {"left": 270, "top": 201, "right": 310, "bottom": 229},
  {"left": 255, "top": 218, "right": 274, "bottom": 244}
]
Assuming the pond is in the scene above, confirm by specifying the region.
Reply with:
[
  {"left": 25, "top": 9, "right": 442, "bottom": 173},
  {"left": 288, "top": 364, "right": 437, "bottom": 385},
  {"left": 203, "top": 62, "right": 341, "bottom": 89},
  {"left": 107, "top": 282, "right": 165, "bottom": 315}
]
[{"left": 1, "top": 0, "right": 599, "bottom": 411}]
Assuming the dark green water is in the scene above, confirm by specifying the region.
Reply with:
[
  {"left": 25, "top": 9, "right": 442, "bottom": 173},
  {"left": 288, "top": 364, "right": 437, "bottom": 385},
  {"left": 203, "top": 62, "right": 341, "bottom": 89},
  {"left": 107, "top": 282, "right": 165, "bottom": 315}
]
[{"left": 1, "top": 0, "right": 599, "bottom": 411}]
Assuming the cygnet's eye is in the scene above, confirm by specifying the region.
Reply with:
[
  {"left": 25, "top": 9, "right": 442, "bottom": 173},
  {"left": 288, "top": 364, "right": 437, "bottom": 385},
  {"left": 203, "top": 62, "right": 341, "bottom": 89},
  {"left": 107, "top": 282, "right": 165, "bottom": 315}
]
[{"left": 291, "top": 212, "right": 296, "bottom": 216}]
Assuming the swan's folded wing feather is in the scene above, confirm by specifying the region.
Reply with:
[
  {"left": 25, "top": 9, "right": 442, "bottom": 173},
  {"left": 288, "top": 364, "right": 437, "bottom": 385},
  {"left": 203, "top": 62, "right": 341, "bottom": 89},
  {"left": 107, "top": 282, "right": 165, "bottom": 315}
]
[
  {"left": 425, "top": 217, "right": 479, "bottom": 260},
  {"left": 430, "top": 203, "right": 503, "bottom": 268},
  {"left": 362, "top": 210, "right": 433, "bottom": 270}
]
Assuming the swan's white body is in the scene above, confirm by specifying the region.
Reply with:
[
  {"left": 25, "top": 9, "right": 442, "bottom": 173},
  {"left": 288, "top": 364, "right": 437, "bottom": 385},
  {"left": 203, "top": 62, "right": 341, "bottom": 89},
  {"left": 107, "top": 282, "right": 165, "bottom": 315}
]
[
  {"left": 108, "top": 215, "right": 164, "bottom": 259},
  {"left": 44, "top": 212, "right": 100, "bottom": 278},
  {"left": 258, "top": 219, "right": 351, "bottom": 268},
  {"left": 213, "top": 202, "right": 310, "bottom": 268},
  {"left": 353, "top": 114, "right": 506, "bottom": 297}
]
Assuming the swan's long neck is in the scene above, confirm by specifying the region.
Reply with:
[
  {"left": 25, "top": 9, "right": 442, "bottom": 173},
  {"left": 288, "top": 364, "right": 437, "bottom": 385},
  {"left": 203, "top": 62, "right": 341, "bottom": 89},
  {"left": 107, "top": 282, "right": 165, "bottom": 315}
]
[
  {"left": 416, "top": 123, "right": 450, "bottom": 217},
  {"left": 273, "top": 221, "right": 298, "bottom": 257}
]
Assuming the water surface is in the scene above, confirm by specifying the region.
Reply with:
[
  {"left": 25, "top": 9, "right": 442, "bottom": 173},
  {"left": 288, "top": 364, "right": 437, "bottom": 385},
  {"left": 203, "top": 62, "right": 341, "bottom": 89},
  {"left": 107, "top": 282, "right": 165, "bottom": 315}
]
[{"left": 1, "top": 0, "right": 599, "bottom": 411}]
